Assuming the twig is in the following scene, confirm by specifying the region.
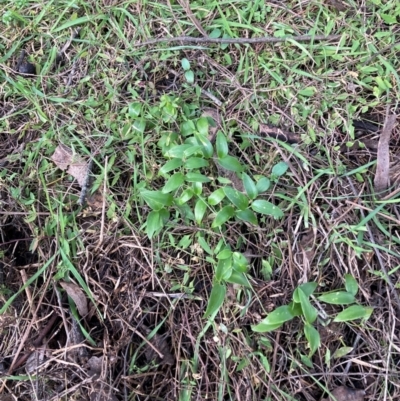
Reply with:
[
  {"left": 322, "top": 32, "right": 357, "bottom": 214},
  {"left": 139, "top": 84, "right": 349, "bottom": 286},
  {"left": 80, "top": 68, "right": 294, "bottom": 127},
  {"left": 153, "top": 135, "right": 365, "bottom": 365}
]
[
  {"left": 78, "top": 158, "right": 93, "bottom": 206},
  {"left": 95, "top": 156, "right": 107, "bottom": 251},
  {"left": 134, "top": 34, "right": 341, "bottom": 47},
  {"left": 374, "top": 108, "right": 397, "bottom": 194}
]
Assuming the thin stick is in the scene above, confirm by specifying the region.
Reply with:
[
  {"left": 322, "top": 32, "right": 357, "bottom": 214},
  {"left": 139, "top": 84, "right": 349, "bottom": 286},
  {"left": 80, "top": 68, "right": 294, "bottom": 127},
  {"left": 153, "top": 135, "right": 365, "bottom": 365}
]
[
  {"left": 95, "top": 156, "right": 107, "bottom": 251},
  {"left": 134, "top": 34, "right": 341, "bottom": 47}
]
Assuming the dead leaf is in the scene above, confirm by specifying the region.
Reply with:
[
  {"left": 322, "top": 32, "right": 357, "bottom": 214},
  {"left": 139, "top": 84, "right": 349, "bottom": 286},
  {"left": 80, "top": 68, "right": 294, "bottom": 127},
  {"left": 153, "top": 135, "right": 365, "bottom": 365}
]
[
  {"left": 259, "top": 124, "right": 301, "bottom": 144},
  {"left": 60, "top": 281, "right": 88, "bottom": 316},
  {"left": 87, "top": 190, "right": 104, "bottom": 210},
  {"left": 321, "top": 386, "right": 365, "bottom": 401},
  {"left": 144, "top": 332, "right": 174, "bottom": 366},
  {"left": 87, "top": 356, "right": 103, "bottom": 376},
  {"left": 202, "top": 107, "right": 221, "bottom": 143},
  {"left": 51, "top": 144, "right": 89, "bottom": 186},
  {"left": 25, "top": 347, "right": 48, "bottom": 373},
  {"left": 374, "top": 113, "right": 397, "bottom": 194}
]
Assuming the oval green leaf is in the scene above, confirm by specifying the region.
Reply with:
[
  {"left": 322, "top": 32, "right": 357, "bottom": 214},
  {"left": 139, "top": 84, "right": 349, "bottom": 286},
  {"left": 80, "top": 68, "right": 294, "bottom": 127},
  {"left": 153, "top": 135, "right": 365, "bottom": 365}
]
[
  {"left": 304, "top": 323, "right": 320, "bottom": 355},
  {"left": 208, "top": 188, "right": 226, "bottom": 205},
  {"left": 334, "top": 305, "right": 373, "bottom": 322},
  {"left": 256, "top": 177, "right": 271, "bottom": 193},
  {"left": 140, "top": 190, "right": 173, "bottom": 211},
  {"left": 242, "top": 173, "right": 258, "bottom": 199},
  {"left": 159, "top": 158, "right": 183, "bottom": 175},
  {"left": 212, "top": 205, "right": 235, "bottom": 228},
  {"left": 298, "top": 288, "right": 318, "bottom": 324},
  {"left": 217, "top": 155, "right": 244, "bottom": 173},
  {"left": 263, "top": 305, "right": 296, "bottom": 325},
  {"left": 184, "top": 157, "right": 209, "bottom": 169},
  {"left": 226, "top": 271, "right": 251, "bottom": 287},
  {"left": 216, "top": 131, "right": 229, "bottom": 158},
  {"left": 223, "top": 187, "right": 249, "bottom": 210},
  {"left": 344, "top": 274, "right": 358, "bottom": 296},
  {"left": 235, "top": 209, "right": 258, "bottom": 225},
  {"left": 272, "top": 161, "right": 289, "bottom": 177},
  {"left": 186, "top": 172, "right": 211, "bottom": 183},
  {"left": 194, "top": 198, "right": 207, "bottom": 225},
  {"left": 251, "top": 200, "right": 283, "bottom": 219},
  {"left": 162, "top": 172, "right": 185, "bottom": 193},
  {"left": 181, "top": 58, "right": 190, "bottom": 71},
  {"left": 203, "top": 283, "right": 226, "bottom": 319},
  {"left": 318, "top": 291, "right": 355, "bottom": 305}
]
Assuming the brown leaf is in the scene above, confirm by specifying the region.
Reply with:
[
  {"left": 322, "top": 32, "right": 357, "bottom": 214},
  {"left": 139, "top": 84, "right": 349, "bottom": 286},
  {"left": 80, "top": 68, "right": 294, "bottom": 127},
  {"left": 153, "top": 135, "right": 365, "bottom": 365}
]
[
  {"left": 374, "top": 113, "right": 397, "bottom": 194},
  {"left": 51, "top": 144, "right": 89, "bottom": 186},
  {"left": 60, "top": 281, "right": 88, "bottom": 316},
  {"left": 259, "top": 124, "right": 301, "bottom": 144},
  {"left": 145, "top": 332, "right": 175, "bottom": 366},
  {"left": 321, "top": 386, "right": 365, "bottom": 401}
]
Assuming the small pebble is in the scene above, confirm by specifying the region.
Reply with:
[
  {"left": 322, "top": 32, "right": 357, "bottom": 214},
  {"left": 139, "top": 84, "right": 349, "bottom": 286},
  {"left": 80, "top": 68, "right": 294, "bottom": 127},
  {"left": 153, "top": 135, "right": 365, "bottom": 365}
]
[{"left": 18, "top": 62, "right": 36, "bottom": 76}]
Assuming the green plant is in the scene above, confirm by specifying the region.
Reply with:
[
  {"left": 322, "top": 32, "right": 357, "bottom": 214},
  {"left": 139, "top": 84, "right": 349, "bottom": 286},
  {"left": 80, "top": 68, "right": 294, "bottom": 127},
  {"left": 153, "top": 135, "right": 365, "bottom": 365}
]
[{"left": 252, "top": 274, "right": 373, "bottom": 356}]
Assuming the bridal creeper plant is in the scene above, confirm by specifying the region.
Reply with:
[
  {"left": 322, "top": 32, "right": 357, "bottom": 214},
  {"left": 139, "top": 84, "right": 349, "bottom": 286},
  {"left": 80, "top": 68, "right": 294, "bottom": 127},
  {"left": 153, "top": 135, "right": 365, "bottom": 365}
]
[
  {"left": 138, "top": 95, "right": 372, "bottom": 354},
  {"left": 252, "top": 275, "right": 373, "bottom": 357},
  {"left": 139, "top": 95, "right": 287, "bottom": 315}
]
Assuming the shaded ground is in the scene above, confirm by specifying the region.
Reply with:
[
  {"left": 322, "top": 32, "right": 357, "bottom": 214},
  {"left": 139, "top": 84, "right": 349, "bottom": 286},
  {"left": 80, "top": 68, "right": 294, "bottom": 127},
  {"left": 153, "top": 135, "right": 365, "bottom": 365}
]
[{"left": 1, "top": 1, "right": 400, "bottom": 400}]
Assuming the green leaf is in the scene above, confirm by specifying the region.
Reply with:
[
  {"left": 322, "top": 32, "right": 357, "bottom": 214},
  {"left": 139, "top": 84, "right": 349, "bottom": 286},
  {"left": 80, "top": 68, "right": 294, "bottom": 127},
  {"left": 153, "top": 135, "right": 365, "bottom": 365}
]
[
  {"left": 185, "top": 172, "right": 211, "bottom": 183},
  {"left": 216, "top": 131, "right": 229, "bottom": 158},
  {"left": 242, "top": 173, "right": 258, "bottom": 199},
  {"left": 334, "top": 305, "right": 373, "bottom": 322},
  {"left": 344, "top": 274, "right": 358, "bottom": 296},
  {"left": 217, "top": 156, "right": 244, "bottom": 173},
  {"left": 194, "top": 199, "right": 207, "bottom": 225},
  {"left": 333, "top": 346, "right": 353, "bottom": 359},
  {"left": 181, "top": 58, "right": 190, "bottom": 71},
  {"left": 209, "top": 28, "right": 222, "bottom": 38},
  {"left": 197, "top": 236, "right": 213, "bottom": 255},
  {"left": 165, "top": 144, "right": 193, "bottom": 158},
  {"left": 216, "top": 249, "right": 233, "bottom": 260},
  {"left": 300, "top": 354, "right": 313, "bottom": 368},
  {"left": 272, "top": 161, "right": 289, "bottom": 177},
  {"left": 251, "top": 200, "right": 283, "bottom": 219},
  {"left": 298, "top": 87, "right": 316, "bottom": 97},
  {"left": 298, "top": 288, "right": 317, "bottom": 324},
  {"left": 251, "top": 321, "right": 283, "bottom": 333},
  {"left": 212, "top": 205, "right": 235, "bottom": 228},
  {"left": 293, "top": 282, "right": 318, "bottom": 302},
  {"left": 132, "top": 118, "right": 146, "bottom": 134},
  {"left": 162, "top": 172, "right": 185, "bottom": 193},
  {"left": 185, "top": 70, "right": 194, "bottom": 84},
  {"left": 203, "top": 283, "right": 226, "bottom": 319},
  {"left": 223, "top": 187, "right": 249, "bottom": 210},
  {"left": 194, "top": 132, "right": 214, "bottom": 158},
  {"left": 318, "top": 292, "right": 355, "bottom": 305},
  {"left": 208, "top": 188, "right": 226, "bottom": 205},
  {"left": 256, "top": 177, "right": 271, "bottom": 193},
  {"left": 177, "top": 188, "right": 194, "bottom": 205},
  {"left": 226, "top": 271, "right": 251, "bottom": 287},
  {"left": 146, "top": 210, "right": 162, "bottom": 238},
  {"left": 235, "top": 209, "right": 258, "bottom": 225},
  {"left": 128, "top": 102, "right": 142, "bottom": 118},
  {"left": 140, "top": 190, "right": 173, "bottom": 211},
  {"left": 261, "top": 305, "right": 296, "bottom": 325},
  {"left": 196, "top": 117, "right": 209, "bottom": 136},
  {"left": 215, "top": 257, "right": 233, "bottom": 281},
  {"left": 232, "top": 252, "right": 249, "bottom": 273},
  {"left": 304, "top": 323, "right": 320, "bottom": 355},
  {"left": 184, "top": 157, "right": 209, "bottom": 169},
  {"left": 159, "top": 158, "right": 183, "bottom": 174}
]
